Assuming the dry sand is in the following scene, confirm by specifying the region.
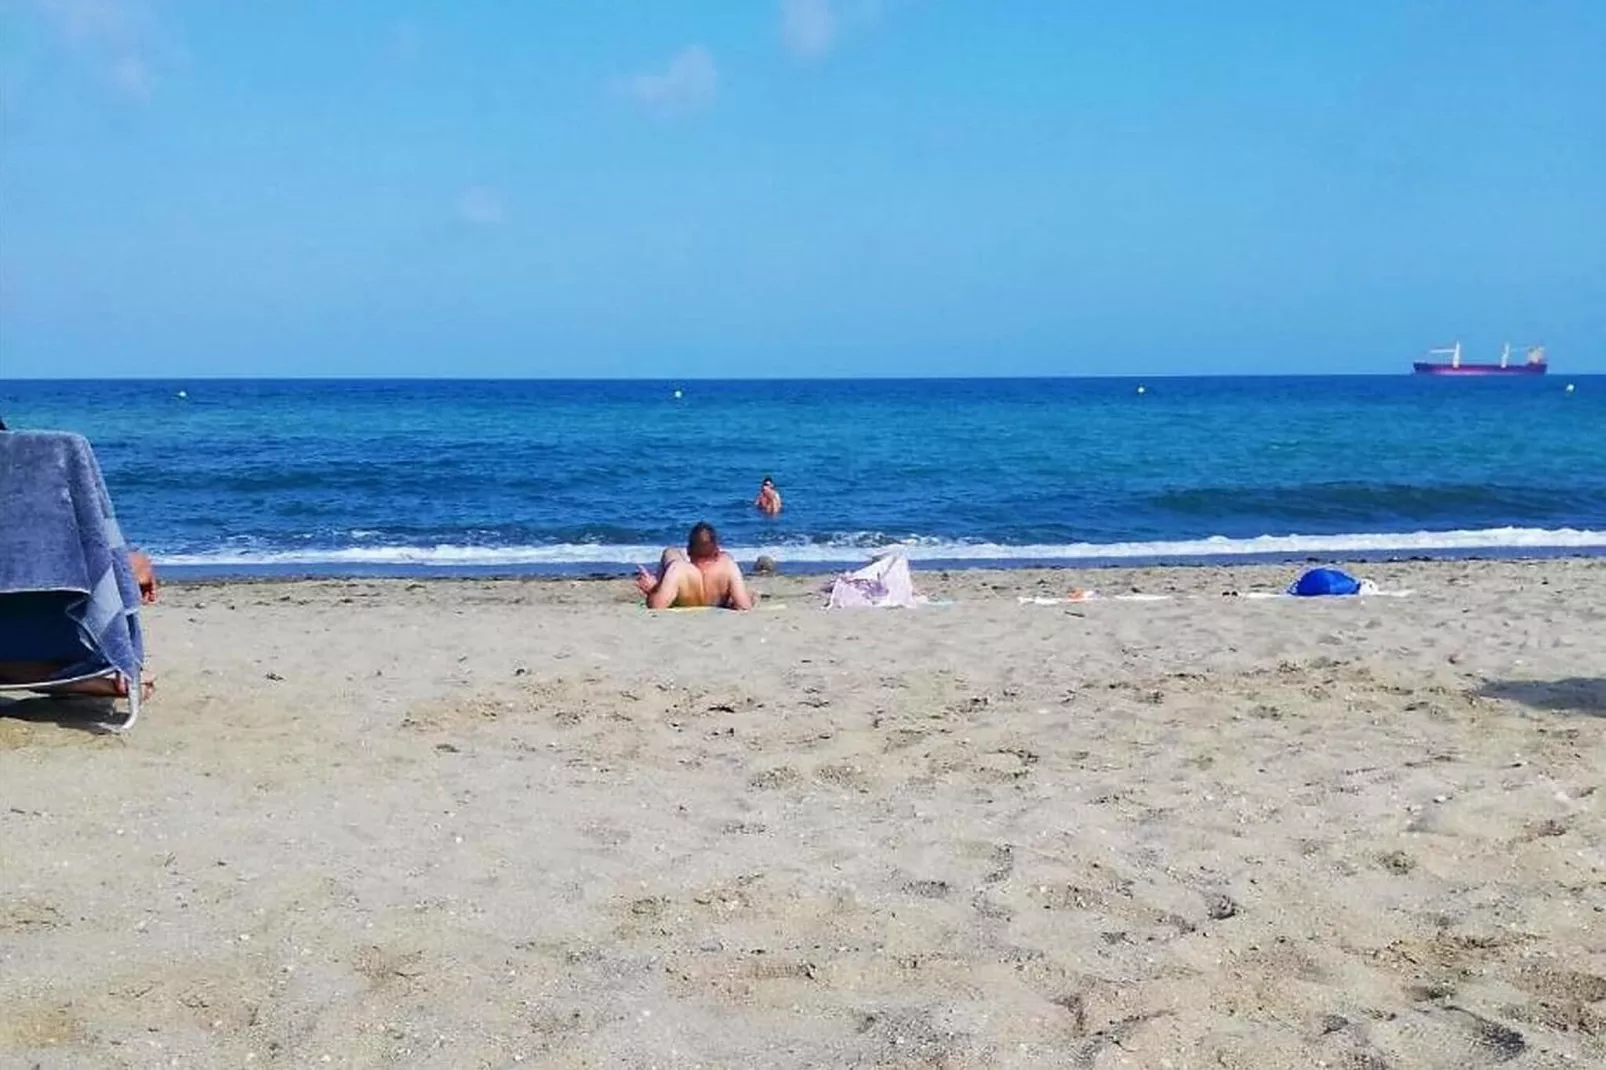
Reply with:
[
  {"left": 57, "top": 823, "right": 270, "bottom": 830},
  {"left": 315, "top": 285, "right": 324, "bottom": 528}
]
[{"left": 3, "top": 558, "right": 1605, "bottom": 1068}]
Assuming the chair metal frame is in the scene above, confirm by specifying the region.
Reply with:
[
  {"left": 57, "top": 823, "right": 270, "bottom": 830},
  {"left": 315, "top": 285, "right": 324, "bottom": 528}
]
[{"left": 0, "top": 668, "right": 140, "bottom": 732}]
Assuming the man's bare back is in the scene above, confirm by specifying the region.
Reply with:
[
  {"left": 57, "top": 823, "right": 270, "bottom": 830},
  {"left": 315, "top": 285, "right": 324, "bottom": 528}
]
[{"left": 635, "top": 523, "right": 753, "bottom": 611}]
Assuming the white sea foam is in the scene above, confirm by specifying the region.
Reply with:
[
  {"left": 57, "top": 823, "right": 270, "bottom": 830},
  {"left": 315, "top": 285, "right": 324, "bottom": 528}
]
[{"left": 155, "top": 526, "right": 1606, "bottom": 569}]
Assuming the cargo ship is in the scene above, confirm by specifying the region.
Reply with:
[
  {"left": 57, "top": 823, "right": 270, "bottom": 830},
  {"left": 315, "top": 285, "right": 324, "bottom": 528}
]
[{"left": 1413, "top": 342, "right": 1547, "bottom": 376}]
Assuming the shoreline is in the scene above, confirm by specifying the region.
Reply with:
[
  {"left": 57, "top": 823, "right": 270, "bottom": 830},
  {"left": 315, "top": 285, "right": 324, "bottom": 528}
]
[
  {"left": 144, "top": 555, "right": 1606, "bottom": 614},
  {"left": 155, "top": 545, "right": 1606, "bottom": 583}
]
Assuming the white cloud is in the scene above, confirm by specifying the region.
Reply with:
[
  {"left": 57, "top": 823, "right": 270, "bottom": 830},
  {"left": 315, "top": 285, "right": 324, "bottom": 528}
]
[
  {"left": 27, "top": 0, "right": 163, "bottom": 99},
  {"left": 457, "top": 187, "right": 505, "bottom": 226},
  {"left": 782, "top": 0, "right": 838, "bottom": 61},
  {"left": 619, "top": 45, "right": 718, "bottom": 118}
]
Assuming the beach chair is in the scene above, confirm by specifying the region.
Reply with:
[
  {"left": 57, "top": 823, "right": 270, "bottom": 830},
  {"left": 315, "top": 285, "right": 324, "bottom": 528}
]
[
  {"left": 0, "top": 591, "right": 144, "bottom": 730},
  {"left": 0, "top": 431, "right": 146, "bottom": 732}
]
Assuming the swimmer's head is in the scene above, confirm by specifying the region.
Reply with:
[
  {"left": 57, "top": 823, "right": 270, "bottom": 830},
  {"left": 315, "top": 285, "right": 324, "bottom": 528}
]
[
  {"left": 687, "top": 521, "right": 720, "bottom": 562},
  {"left": 761, "top": 476, "right": 774, "bottom": 488}
]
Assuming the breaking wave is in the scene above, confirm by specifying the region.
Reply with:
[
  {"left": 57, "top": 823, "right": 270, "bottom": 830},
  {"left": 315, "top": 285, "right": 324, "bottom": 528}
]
[{"left": 155, "top": 525, "right": 1606, "bottom": 571}]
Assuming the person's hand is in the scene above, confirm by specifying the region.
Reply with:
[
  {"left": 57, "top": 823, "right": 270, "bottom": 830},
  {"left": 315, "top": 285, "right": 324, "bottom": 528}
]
[
  {"left": 131, "top": 551, "right": 159, "bottom": 604},
  {"left": 634, "top": 566, "right": 655, "bottom": 596}
]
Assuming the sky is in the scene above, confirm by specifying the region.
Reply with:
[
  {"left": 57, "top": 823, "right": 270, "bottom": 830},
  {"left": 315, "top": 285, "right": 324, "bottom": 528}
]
[{"left": 0, "top": 1, "right": 1602, "bottom": 378}]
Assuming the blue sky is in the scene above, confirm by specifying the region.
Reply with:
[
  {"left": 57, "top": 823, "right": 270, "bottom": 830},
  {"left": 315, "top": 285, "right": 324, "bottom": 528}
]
[{"left": 1, "top": 1, "right": 1602, "bottom": 377}]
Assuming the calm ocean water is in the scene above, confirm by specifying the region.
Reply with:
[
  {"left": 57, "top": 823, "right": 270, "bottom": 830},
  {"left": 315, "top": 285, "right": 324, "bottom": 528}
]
[{"left": 3, "top": 377, "right": 1604, "bottom": 576}]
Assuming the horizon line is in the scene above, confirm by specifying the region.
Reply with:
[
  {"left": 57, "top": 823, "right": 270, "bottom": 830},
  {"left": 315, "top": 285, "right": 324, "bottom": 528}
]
[{"left": 5, "top": 372, "right": 1599, "bottom": 383}]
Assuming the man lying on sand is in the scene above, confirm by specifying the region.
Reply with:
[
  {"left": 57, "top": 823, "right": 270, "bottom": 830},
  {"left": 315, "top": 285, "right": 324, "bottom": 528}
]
[{"left": 636, "top": 522, "right": 754, "bottom": 610}]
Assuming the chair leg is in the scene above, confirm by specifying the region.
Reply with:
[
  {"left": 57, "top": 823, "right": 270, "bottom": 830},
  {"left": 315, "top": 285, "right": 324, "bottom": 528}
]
[{"left": 97, "top": 672, "right": 141, "bottom": 733}]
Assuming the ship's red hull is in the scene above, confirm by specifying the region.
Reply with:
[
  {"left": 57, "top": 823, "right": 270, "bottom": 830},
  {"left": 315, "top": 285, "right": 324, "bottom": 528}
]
[{"left": 1412, "top": 362, "right": 1547, "bottom": 376}]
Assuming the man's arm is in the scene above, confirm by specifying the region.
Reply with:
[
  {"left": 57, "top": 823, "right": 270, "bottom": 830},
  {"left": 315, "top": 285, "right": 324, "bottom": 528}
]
[
  {"left": 724, "top": 560, "right": 754, "bottom": 611},
  {"left": 636, "top": 565, "right": 681, "bottom": 609}
]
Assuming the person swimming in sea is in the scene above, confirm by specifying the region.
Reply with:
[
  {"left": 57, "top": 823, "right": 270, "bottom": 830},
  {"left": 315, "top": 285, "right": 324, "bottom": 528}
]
[
  {"left": 635, "top": 521, "right": 754, "bottom": 610},
  {"left": 754, "top": 476, "right": 782, "bottom": 517}
]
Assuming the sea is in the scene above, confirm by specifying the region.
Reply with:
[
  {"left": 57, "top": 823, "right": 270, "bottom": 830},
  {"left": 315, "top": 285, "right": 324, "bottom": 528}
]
[{"left": 3, "top": 377, "right": 1603, "bottom": 578}]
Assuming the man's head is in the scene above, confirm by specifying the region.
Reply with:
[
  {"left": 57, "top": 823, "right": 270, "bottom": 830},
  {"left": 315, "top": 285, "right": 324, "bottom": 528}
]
[
  {"left": 761, "top": 476, "right": 774, "bottom": 488},
  {"left": 686, "top": 521, "right": 720, "bottom": 562}
]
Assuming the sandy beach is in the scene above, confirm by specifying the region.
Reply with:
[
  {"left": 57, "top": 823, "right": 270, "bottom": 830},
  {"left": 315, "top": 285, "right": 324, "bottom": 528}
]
[{"left": 3, "top": 557, "right": 1604, "bottom": 1068}]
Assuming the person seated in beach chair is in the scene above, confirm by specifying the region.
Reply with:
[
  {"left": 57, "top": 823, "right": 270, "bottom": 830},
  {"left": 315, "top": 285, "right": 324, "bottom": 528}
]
[
  {"left": 0, "top": 429, "right": 154, "bottom": 728},
  {"left": 636, "top": 521, "right": 754, "bottom": 610},
  {"left": 0, "top": 550, "right": 156, "bottom": 694},
  {"left": 0, "top": 591, "right": 154, "bottom": 702}
]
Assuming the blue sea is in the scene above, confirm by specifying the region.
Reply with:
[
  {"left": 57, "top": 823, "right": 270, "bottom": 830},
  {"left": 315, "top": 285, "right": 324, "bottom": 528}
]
[{"left": 3, "top": 377, "right": 1604, "bottom": 577}]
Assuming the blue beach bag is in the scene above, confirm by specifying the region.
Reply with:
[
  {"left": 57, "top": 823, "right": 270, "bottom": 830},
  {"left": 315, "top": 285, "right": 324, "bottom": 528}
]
[{"left": 1288, "top": 568, "right": 1362, "bottom": 597}]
